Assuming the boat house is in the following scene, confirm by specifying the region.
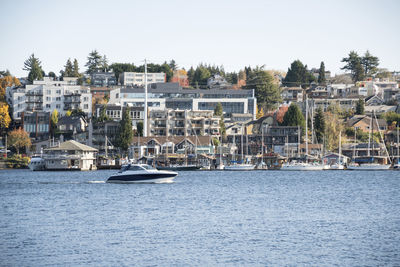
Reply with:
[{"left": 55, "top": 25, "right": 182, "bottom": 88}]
[{"left": 43, "top": 140, "right": 98, "bottom": 170}]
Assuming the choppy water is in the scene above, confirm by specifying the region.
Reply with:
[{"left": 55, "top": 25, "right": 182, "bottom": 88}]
[{"left": 1, "top": 169, "right": 399, "bottom": 266}]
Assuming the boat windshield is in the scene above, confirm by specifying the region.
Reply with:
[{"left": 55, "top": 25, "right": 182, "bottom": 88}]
[{"left": 141, "top": 165, "right": 156, "bottom": 170}]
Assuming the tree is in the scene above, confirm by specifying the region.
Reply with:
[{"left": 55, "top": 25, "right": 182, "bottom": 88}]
[
  {"left": 245, "top": 67, "right": 281, "bottom": 111},
  {"left": 281, "top": 104, "right": 305, "bottom": 135},
  {"left": 0, "top": 103, "right": 11, "bottom": 134},
  {"left": 361, "top": 50, "right": 379, "bottom": 77},
  {"left": 256, "top": 106, "right": 264, "bottom": 119},
  {"left": 136, "top": 121, "right": 143, "bottom": 137},
  {"left": 116, "top": 108, "right": 133, "bottom": 155},
  {"left": 24, "top": 54, "right": 44, "bottom": 83},
  {"left": 23, "top": 53, "right": 41, "bottom": 72},
  {"left": 314, "top": 107, "right": 325, "bottom": 144},
  {"left": 318, "top": 61, "right": 326, "bottom": 85},
  {"left": 7, "top": 128, "right": 31, "bottom": 155},
  {"left": 63, "top": 58, "right": 74, "bottom": 77},
  {"left": 324, "top": 111, "right": 343, "bottom": 151},
  {"left": 283, "top": 60, "right": 315, "bottom": 88},
  {"left": 48, "top": 71, "right": 56, "bottom": 78},
  {"left": 0, "top": 76, "right": 20, "bottom": 101},
  {"left": 27, "top": 60, "right": 43, "bottom": 83},
  {"left": 97, "top": 104, "right": 109, "bottom": 123},
  {"left": 214, "top": 102, "right": 223, "bottom": 116},
  {"left": 219, "top": 115, "right": 226, "bottom": 142},
  {"left": 85, "top": 50, "right": 103, "bottom": 74},
  {"left": 50, "top": 109, "right": 58, "bottom": 137},
  {"left": 73, "top": 59, "right": 80, "bottom": 77},
  {"left": 160, "top": 61, "right": 173, "bottom": 82},
  {"left": 101, "top": 55, "right": 109, "bottom": 72},
  {"left": 168, "top": 59, "right": 177, "bottom": 70},
  {"left": 341, "top": 51, "right": 365, "bottom": 82},
  {"left": 356, "top": 98, "right": 365, "bottom": 115}
]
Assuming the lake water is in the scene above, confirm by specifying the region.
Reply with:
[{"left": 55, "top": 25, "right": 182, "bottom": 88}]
[{"left": 1, "top": 169, "right": 399, "bottom": 266}]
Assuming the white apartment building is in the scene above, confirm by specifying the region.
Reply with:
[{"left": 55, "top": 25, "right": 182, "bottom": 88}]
[
  {"left": 7, "top": 77, "right": 92, "bottom": 120},
  {"left": 119, "top": 72, "right": 166, "bottom": 86}
]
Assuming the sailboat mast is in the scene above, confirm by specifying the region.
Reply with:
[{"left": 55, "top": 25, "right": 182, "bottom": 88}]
[
  {"left": 105, "top": 135, "right": 108, "bottom": 158},
  {"left": 397, "top": 125, "right": 399, "bottom": 160},
  {"left": 305, "top": 96, "right": 308, "bottom": 156}
]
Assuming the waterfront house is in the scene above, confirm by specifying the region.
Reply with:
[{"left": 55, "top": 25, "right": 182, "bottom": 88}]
[{"left": 43, "top": 140, "right": 97, "bottom": 170}]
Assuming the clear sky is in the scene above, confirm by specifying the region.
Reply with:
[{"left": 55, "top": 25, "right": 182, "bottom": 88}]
[{"left": 1, "top": 0, "right": 399, "bottom": 77}]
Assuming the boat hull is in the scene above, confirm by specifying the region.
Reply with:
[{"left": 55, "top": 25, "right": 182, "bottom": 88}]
[
  {"left": 347, "top": 164, "right": 390, "bottom": 170},
  {"left": 281, "top": 164, "right": 324, "bottom": 171},
  {"left": 224, "top": 164, "right": 255, "bottom": 171},
  {"left": 107, "top": 173, "right": 177, "bottom": 183}
]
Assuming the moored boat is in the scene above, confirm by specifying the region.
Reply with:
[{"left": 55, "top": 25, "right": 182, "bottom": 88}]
[{"left": 28, "top": 156, "right": 46, "bottom": 171}]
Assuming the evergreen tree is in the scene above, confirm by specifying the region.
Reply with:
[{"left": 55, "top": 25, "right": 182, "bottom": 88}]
[
  {"left": 282, "top": 104, "right": 305, "bottom": 135},
  {"left": 283, "top": 60, "right": 314, "bottom": 88},
  {"left": 168, "top": 59, "right": 177, "bottom": 70},
  {"left": 24, "top": 54, "right": 43, "bottom": 83},
  {"left": 356, "top": 98, "right": 365, "bottom": 115},
  {"left": 101, "top": 55, "right": 109, "bottom": 72},
  {"left": 314, "top": 107, "right": 325, "bottom": 144},
  {"left": 85, "top": 50, "right": 102, "bottom": 74},
  {"left": 72, "top": 59, "right": 80, "bottom": 77},
  {"left": 318, "top": 61, "right": 326, "bottom": 85},
  {"left": 64, "top": 58, "right": 74, "bottom": 77},
  {"left": 48, "top": 71, "right": 56, "bottom": 78},
  {"left": 341, "top": 51, "right": 365, "bottom": 82},
  {"left": 136, "top": 121, "right": 143, "bottom": 137},
  {"left": 361, "top": 50, "right": 379, "bottom": 77},
  {"left": 214, "top": 102, "right": 223, "bottom": 116},
  {"left": 245, "top": 67, "right": 281, "bottom": 111},
  {"left": 27, "top": 60, "right": 43, "bottom": 83},
  {"left": 116, "top": 108, "right": 133, "bottom": 155}
]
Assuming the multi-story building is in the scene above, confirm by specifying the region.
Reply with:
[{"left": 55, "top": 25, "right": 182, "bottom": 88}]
[
  {"left": 91, "top": 72, "right": 117, "bottom": 87},
  {"left": 7, "top": 77, "right": 92, "bottom": 120},
  {"left": 148, "top": 109, "right": 220, "bottom": 137},
  {"left": 21, "top": 111, "right": 51, "bottom": 140},
  {"left": 108, "top": 83, "right": 257, "bottom": 121},
  {"left": 119, "top": 72, "right": 166, "bottom": 86}
]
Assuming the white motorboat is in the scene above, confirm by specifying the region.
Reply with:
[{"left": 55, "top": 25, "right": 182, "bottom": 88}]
[
  {"left": 328, "top": 163, "right": 345, "bottom": 170},
  {"left": 106, "top": 164, "right": 177, "bottom": 183},
  {"left": 281, "top": 161, "right": 324, "bottom": 171},
  {"left": 224, "top": 163, "right": 255, "bottom": 171},
  {"left": 28, "top": 156, "right": 46, "bottom": 171}
]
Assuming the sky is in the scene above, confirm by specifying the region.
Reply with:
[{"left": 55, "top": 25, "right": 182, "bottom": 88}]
[{"left": 1, "top": 0, "right": 399, "bottom": 77}]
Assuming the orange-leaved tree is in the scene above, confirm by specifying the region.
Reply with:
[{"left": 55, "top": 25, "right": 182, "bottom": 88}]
[{"left": 7, "top": 128, "right": 31, "bottom": 155}]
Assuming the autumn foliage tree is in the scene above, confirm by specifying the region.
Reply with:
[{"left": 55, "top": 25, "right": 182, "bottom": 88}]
[
  {"left": 0, "top": 75, "right": 21, "bottom": 101},
  {"left": 8, "top": 128, "right": 31, "bottom": 154},
  {"left": 0, "top": 103, "right": 11, "bottom": 133}
]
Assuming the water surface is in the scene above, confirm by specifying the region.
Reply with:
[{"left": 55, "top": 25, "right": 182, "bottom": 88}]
[{"left": 1, "top": 169, "right": 399, "bottom": 266}]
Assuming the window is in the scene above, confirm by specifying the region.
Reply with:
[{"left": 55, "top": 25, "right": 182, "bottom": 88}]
[
  {"left": 84, "top": 97, "right": 88, "bottom": 101},
  {"left": 46, "top": 104, "right": 51, "bottom": 108},
  {"left": 56, "top": 90, "right": 61, "bottom": 94},
  {"left": 56, "top": 97, "right": 61, "bottom": 101},
  {"left": 56, "top": 104, "right": 61, "bottom": 109},
  {"left": 84, "top": 104, "right": 88, "bottom": 109}
]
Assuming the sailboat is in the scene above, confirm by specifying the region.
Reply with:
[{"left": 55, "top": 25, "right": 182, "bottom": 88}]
[
  {"left": 347, "top": 112, "right": 390, "bottom": 170},
  {"left": 281, "top": 96, "right": 324, "bottom": 171},
  {"left": 328, "top": 131, "right": 344, "bottom": 170},
  {"left": 393, "top": 126, "right": 400, "bottom": 169},
  {"left": 225, "top": 126, "right": 255, "bottom": 170}
]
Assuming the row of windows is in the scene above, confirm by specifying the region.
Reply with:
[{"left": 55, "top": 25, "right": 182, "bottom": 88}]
[{"left": 24, "top": 124, "right": 49, "bottom": 133}]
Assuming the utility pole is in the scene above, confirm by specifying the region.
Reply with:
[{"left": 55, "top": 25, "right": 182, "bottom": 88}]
[{"left": 143, "top": 59, "right": 148, "bottom": 137}]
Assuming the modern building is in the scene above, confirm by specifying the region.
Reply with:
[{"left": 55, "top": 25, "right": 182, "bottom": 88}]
[
  {"left": 148, "top": 109, "right": 220, "bottom": 137},
  {"left": 21, "top": 111, "right": 50, "bottom": 140},
  {"left": 119, "top": 72, "right": 166, "bottom": 86},
  {"left": 91, "top": 72, "right": 117, "bottom": 87},
  {"left": 108, "top": 83, "right": 257, "bottom": 122},
  {"left": 7, "top": 77, "right": 92, "bottom": 120}
]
